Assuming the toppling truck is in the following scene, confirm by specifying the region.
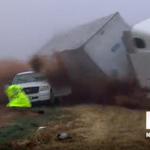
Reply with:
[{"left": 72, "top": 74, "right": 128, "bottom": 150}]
[{"left": 29, "top": 12, "right": 150, "bottom": 108}]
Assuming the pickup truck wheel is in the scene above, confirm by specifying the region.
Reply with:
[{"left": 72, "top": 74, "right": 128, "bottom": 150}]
[
  {"left": 54, "top": 97, "right": 60, "bottom": 106},
  {"left": 50, "top": 89, "right": 55, "bottom": 106},
  {"left": 50, "top": 89, "right": 60, "bottom": 106}
]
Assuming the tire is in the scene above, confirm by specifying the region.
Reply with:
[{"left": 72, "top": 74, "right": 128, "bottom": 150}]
[{"left": 50, "top": 89, "right": 60, "bottom": 106}]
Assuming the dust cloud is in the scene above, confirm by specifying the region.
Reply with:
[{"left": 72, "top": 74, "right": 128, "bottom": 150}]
[
  {"left": 0, "top": 52, "right": 148, "bottom": 109},
  {"left": 29, "top": 52, "right": 149, "bottom": 109},
  {"left": 29, "top": 53, "right": 71, "bottom": 89},
  {"left": 0, "top": 59, "right": 29, "bottom": 104}
]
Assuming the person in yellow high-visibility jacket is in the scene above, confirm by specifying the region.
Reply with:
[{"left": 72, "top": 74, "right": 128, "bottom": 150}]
[{"left": 5, "top": 85, "right": 31, "bottom": 108}]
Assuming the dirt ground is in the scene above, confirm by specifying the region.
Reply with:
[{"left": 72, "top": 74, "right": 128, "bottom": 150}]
[
  {"left": 0, "top": 106, "right": 38, "bottom": 128},
  {"left": 0, "top": 106, "right": 19, "bottom": 128},
  {"left": 0, "top": 104, "right": 150, "bottom": 150}
]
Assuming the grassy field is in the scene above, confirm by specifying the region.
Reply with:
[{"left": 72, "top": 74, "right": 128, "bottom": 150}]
[
  {"left": 0, "top": 107, "right": 72, "bottom": 149},
  {"left": 0, "top": 105, "right": 150, "bottom": 150}
]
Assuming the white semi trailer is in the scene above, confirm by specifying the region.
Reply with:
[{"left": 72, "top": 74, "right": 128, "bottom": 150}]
[
  {"left": 30, "top": 12, "right": 150, "bottom": 101},
  {"left": 81, "top": 13, "right": 150, "bottom": 98}
]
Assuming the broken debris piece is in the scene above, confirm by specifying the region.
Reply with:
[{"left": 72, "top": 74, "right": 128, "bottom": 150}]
[
  {"left": 38, "top": 126, "right": 47, "bottom": 130},
  {"left": 57, "top": 133, "right": 72, "bottom": 140}
]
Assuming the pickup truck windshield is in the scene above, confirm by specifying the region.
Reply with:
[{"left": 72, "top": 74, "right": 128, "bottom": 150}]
[{"left": 12, "top": 73, "right": 45, "bottom": 84}]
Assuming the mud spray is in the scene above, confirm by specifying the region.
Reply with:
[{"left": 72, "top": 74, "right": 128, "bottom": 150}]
[{"left": 29, "top": 52, "right": 149, "bottom": 109}]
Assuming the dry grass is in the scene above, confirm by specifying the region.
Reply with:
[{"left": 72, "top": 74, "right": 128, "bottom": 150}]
[
  {"left": 4, "top": 105, "right": 150, "bottom": 150},
  {"left": 0, "top": 106, "right": 39, "bottom": 128}
]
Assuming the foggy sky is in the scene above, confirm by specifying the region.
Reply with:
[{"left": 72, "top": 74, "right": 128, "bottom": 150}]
[{"left": 0, "top": 0, "right": 150, "bottom": 61}]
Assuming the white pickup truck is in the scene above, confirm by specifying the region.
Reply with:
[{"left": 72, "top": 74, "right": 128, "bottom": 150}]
[{"left": 8, "top": 70, "right": 56, "bottom": 106}]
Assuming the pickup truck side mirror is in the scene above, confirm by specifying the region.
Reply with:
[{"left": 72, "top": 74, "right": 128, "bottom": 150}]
[
  {"left": 8, "top": 80, "right": 12, "bottom": 86},
  {"left": 4, "top": 81, "right": 12, "bottom": 89}
]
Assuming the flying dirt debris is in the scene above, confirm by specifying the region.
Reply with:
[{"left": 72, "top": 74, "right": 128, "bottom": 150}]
[
  {"left": 29, "top": 53, "right": 71, "bottom": 89},
  {"left": 29, "top": 53, "right": 141, "bottom": 108},
  {"left": 29, "top": 12, "right": 150, "bottom": 109}
]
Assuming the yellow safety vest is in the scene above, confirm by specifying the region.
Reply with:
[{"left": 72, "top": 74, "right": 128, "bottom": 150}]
[{"left": 5, "top": 85, "right": 31, "bottom": 108}]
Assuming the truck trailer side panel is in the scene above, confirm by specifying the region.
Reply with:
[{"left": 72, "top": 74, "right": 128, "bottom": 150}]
[{"left": 83, "top": 13, "right": 132, "bottom": 81}]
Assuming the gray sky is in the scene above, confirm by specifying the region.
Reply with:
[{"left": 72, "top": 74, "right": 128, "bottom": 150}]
[{"left": 0, "top": 0, "right": 150, "bottom": 61}]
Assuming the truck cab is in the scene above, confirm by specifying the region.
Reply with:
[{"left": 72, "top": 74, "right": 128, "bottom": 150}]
[
  {"left": 129, "top": 18, "right": 150, "bottom": 97},
  {"left": 132, "top": 18, "right": 150, "bottom": 52},
  {"left": 10, "top": 70, "right": 52, "bottom": 105}
]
